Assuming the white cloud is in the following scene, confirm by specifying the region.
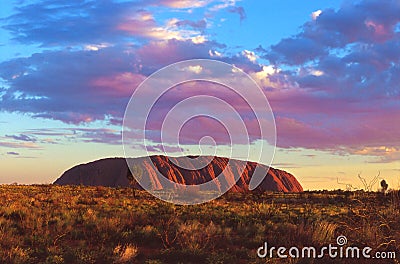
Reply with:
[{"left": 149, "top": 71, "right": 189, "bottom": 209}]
[
  {"left": 209, "top": 50, "right": 222, "bottom": 57},
  {"left": 311, "top": 70, "right": 324, "bottom": 76},
  {"left": 84, "top": 43, "right": 110, "bottom": 51},
  {"left": 120, "top": 16, "right": 207, "bottom": 43},
  {"left": 163, "top": 0, "right": 212, "bottom": 8},
  {"left": 209, "top": 0, "right": 238, "bottom": 12},
  {"left": 185, "top": 65, "right": 203, "bottom": 74},
  {"left": 191, "top": 35, "right": 207, "bottom": 44},
  {"left": 166, "top": 18, "right": 180, "bottom": 27},
  {"left": 139, "top": 12, "right": 154, "bottom": 21},
  {"left": 311, "top": 10, "right": 322, "bottom": 20},
  {"left": 242, "top": 50, "right": 257, "bottom": 62},
  {"left": 249, "top": 65, "right": 281, "bottom": 88}
]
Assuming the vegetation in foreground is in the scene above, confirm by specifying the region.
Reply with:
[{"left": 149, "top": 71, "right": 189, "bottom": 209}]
[{"left": 0, "top": 185, "right": 399, "bottom": 263}]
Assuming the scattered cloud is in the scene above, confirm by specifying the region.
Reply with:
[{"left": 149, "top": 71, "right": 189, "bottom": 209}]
[
  {"left": 77, "top": 128, "right": 122, "bottom": 145},
  {"left": 208, "top": 0, "right": 245, "bottom": 22},
  {"left": 175, "top": 19, "right": 208, "bottom": 29},
  {"left": 0, "top": 141, "right": 41, "bottom": 149},
  {"left": 1, "top": 0, "right": 400, "bottom": 163},
  {"left": 209, "top": 0, "right": 239, "bottom": 12},
  {"left": 84, "top": 43, "right": 111, "bottom": 51},
  {"left": 117, "top": 15, "right": 207, "bottom": 43},
  {"left": 160, "top": 0, "right": 212, "bottom": 9},
  {"left": 208, "top": 50, "right": 223, "bottom": 57},
  {"left": 228, "top": 6, "right": 246, "bottom": 22},
  {"left": 30, "top": 128, "right": 122, "bottom": 145},
  {"left": 271, "top": 162, "right": 301, "bottom": 169},
  {"left": 261, "top": 0, "right": 400, "bottom": 161},
  {"left": 145, "top": 144, "right": 185, "bottom": 153},
  {"left": 350, "top": 146, "right": 400, "bottom": 163},
  {"left": 5, "top": 134, "right": 37, "bottom": 142},
  {"left": 3, "top": 1, "right": 132, "bottom": 46},
  {"left": 185, "top": 65, "right": 203, "bottom": 74},
  {"left": 0, "top": 46, "right": 138, "bottom": 124},
  {"left": 2, "top": 0, "right": 213, "bottom": 47},
  {"left": 242, "top": 50, "right": 257, "bottom": 62},
  {"left": 311, "top": 10, "right": 322, "bottom": 21}
]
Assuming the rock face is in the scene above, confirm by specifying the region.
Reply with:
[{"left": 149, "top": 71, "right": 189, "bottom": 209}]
[{"left": 54, "top": 156, "right": 303, "bottom": 193}]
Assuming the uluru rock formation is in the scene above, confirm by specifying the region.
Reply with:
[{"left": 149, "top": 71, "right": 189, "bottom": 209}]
[{"left": 54, "top": 155, "right": 303, "bottom": 193}]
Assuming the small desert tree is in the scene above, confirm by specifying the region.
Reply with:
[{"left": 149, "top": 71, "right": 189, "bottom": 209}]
[
  {"left": 358, "top": 171, "right": 380, "bottom": 191},
  {"left": 127, "top": 165, "right": 143, "bottom": 198},
  {"left": 380, "top": 179, "right": 388, "bottom": 193}
]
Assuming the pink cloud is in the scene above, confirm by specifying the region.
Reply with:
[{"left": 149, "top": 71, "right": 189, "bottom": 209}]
[
  {"left": 256, "top": 0, "right": 400, "bottom": 161},
  {"left": 0, "top": 141, "right": 41, "bottom": 149},
  {"left": 159, "top": 0, "right": 212, "bottom": 9},
  {"left": 133, "top": 81, "right": 264, "bottom": 146},
  {"left": 136, "top": 39, "right": 214, "bottom": 67},
  {"left": 91, "top": 72, "right": 146, "bottom": 98},
  {"left": 1, "top": 0, "right": 400, "bottom": 164},
  {"left": 271, "top": 88, "right": 400, "bottom": 153}
]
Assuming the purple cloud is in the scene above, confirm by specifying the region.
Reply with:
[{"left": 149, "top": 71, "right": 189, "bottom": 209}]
[
  {"left": 0, "top": 0, "right": 253, "bottom": 128},
  {"left": 268, "top": 37, "right": 327, "bottom": 65},
  {"left": 78, "top": 128, "right": 122, "bottom": 145},
  {"left": 228, "top": 6, "right": 246, "bottom": 22},
  {"left": 0, "top": 38, "right": 258, "bottom": 126},
  {"left": 5, "top": 134, "right": 37, "bottom": 142},
  {"left": 3, "top": 1, "right": 134, "bottom": 46},
  {"left": 2, "top": 0, "right": 215, "bottom": 47},
  {"left": 25, "top": 128, "right": 122, "bottom": 145},
  {"left": 1, "top": 0, "right": 400, "bottom": 163},
  {"left": 175, "top": 19, "right": 207, "bottom": 29},
  {"left": 0, "top": 46, "right": 139, "bottom": 124},
  {"left": 0, "top": 141, "right": 41, "bottom": 149},
  {"left": 266, "top": 0, "right": 400, "bottom": 65},
  {"left": 256, "top": 0, "right": 400, "bottom": 162}
]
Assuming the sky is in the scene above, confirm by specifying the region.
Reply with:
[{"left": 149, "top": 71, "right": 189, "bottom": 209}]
[{"left": 0, "top": 0, "right": 400, "bottom": 190}]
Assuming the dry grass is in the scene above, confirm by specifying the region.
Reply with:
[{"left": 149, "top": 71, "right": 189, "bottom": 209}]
[
  {"left": 113, "top": 244, "right": 138, "bottom": 263},
  {"left": 0, "top": 185, "right": 398, "bottom": 263}
]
